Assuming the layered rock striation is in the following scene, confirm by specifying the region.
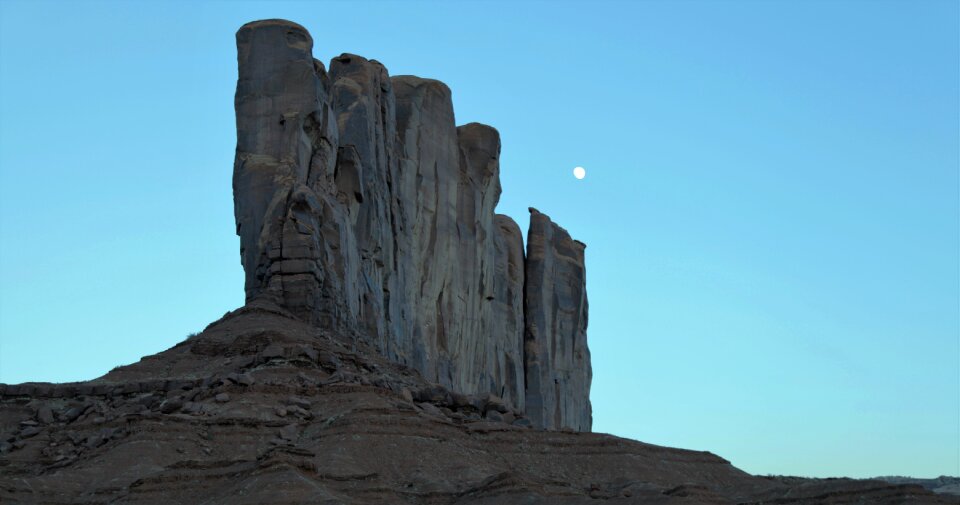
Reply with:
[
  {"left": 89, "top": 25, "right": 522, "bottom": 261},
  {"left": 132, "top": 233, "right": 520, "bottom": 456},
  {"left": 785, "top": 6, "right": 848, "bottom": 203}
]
[{"left": 233, "top": 19, "right": 589, "bottom": 430}]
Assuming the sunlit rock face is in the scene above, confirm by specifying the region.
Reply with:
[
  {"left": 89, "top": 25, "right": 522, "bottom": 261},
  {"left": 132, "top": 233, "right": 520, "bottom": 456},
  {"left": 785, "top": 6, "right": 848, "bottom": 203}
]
[{"left": 232, "top": 19, "right": 590, "bottom": 430}]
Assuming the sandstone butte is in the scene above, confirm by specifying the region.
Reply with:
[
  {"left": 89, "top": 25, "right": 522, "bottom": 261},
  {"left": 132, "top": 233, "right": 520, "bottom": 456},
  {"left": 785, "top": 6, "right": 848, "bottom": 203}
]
[{"left": 0, "top": 19, "right": 953, "bottom": 505}]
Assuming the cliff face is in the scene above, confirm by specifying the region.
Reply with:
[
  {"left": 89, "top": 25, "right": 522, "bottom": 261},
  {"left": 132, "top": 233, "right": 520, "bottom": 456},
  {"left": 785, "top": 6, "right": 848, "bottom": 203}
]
[{"left": 233, "top": 19, "right": 589, "bottom": 430}]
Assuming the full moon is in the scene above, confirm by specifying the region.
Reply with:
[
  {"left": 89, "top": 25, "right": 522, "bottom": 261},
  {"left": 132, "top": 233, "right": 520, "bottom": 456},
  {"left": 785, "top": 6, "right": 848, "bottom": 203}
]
[{"left": 573, "top": 166, "right": 586, "bottom": 180}]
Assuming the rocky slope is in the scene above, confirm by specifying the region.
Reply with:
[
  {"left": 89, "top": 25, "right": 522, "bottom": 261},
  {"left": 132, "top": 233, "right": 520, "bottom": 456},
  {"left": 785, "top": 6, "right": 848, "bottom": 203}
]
[
  {"left": 875, "top": 477, "right": 960, "bottom": 496},
  {"left": 1, "top": 303, "right": 953, "bottom": 504}
]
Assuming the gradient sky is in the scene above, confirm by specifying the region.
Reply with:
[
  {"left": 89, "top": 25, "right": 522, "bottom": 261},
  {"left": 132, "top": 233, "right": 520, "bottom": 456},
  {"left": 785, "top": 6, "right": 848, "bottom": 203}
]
[{"left": 1, "top": 0, "right": 957, "bottom": 479}]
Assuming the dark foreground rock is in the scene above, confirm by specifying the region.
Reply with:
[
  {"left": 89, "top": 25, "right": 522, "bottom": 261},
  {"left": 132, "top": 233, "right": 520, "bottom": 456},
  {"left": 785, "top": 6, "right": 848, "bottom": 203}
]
[
  {"left": 1, "top": 305, "right": 953, "bottom": 504},
  {"left": 875, "top": 476, "right": 960, "bottom": 496}
]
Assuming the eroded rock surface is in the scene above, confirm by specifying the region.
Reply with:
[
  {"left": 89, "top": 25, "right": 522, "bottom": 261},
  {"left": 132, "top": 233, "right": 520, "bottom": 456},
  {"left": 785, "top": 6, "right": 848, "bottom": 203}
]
[
  {"left": 232, "top": 19, "right": 587, "bottom": 425},
  {"left": 0, "top": 307, "right": 952, "bottom": 504}
]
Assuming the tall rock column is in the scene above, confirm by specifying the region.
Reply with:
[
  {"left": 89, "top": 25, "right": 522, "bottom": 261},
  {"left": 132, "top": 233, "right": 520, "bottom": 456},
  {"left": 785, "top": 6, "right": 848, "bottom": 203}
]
[
  {"left": 451, "top": 123, "right": 506, "bottom": 402},
  {"left": 328, "top": 54, "right": 406, "bottom": 356},
  {"left": 392, "top": 76, "right": 460, "bottom": 380},
  {"left": 392, "top": 79, "right": 526, "bottom": 410},
  {"left": 492, "top": 214, "right": 526, "bottom": 410},
  {"left": 523, "top": 208, "right": 592, "bottom": 431},
  {"left": 233, "top": 19, "right": 358, "bottom": 330}
]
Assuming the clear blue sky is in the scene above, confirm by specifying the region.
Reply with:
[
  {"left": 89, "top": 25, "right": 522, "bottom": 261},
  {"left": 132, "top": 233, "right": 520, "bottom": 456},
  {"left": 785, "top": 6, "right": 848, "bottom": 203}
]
[{"left": 1, "top": 0, "right": 957, "bottom": 479}]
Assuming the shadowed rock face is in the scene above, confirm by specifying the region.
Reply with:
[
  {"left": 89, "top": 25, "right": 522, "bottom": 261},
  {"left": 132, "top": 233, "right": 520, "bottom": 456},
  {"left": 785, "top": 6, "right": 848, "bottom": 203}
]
[
  {"left": 492, "top": 214, "right": 526, "bottom": 410},
  {"left": 232, "top": 19, "right": 589, "bottom": 429}
]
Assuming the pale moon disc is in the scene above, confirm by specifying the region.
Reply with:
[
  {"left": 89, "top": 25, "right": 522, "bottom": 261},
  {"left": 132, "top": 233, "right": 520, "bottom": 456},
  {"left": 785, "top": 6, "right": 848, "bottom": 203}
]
[{"left": 573, "top": 166, "right": 586, "bottom": 179}]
